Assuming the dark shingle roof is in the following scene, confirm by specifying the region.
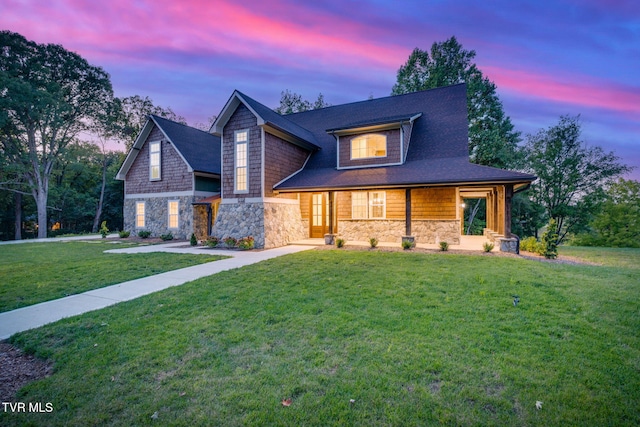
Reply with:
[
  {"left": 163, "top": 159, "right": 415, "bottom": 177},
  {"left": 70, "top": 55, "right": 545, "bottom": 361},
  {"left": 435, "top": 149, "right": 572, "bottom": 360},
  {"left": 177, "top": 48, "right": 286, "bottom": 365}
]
[
  {"left": 235, "top": 91, "right": 320, "bottom": 148},
  {"left": 151, "top": 115, "right": 221, "bottom": 175},
  {"left": 273, "top": 84, "right": 535, "bottom": 190}
]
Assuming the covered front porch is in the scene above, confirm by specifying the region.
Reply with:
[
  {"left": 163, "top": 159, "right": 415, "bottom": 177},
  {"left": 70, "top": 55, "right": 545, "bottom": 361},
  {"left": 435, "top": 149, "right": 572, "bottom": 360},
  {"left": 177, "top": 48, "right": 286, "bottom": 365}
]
[{"left": 292, "top": 184, "right": 519, "bottom": 252}]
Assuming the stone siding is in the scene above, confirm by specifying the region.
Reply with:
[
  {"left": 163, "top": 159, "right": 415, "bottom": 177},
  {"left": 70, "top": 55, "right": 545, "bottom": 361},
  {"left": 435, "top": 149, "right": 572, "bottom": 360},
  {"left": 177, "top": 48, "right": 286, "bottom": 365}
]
[
  {"left": 264, "top": 202, "right": 306, "bottom": 248},
  {"left": 337, "top": 219, "right": 460, "bottom": 245},
  {"left": 212, "top": 201, "right": 265, "bottom": 247},
  {"left": 412, "top": 220, "right": 460, "bottom": 244},
  {"left": 123, "top": 195, "right": 195, "bottom": 239},
  {"left": 338, "top": 220, "right": 406, "bottom": 243},
  {"left": 212, "top": 200, "right": 305, "bottom": 249}
]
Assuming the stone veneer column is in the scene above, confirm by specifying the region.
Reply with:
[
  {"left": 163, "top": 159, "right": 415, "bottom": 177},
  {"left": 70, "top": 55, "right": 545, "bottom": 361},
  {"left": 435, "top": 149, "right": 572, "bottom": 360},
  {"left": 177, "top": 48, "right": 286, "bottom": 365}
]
[{"left": 212, "top": 200, "right": 305, "bottom": 249}]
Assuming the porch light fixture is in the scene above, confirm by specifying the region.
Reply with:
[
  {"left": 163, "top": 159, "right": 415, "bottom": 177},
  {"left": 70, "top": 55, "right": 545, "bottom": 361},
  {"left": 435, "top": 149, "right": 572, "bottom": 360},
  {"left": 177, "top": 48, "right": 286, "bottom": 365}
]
[{"left": 460, "top": 203, "right": 466, "bottom": 209}]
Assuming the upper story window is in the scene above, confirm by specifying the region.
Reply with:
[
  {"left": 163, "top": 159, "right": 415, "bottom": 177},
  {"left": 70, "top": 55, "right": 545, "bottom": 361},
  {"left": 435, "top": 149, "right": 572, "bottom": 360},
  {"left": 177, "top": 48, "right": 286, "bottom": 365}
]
[
  {"left": 351, "top": 134, "right": 387, "bottom": 160},
  {"left": 235, "top": 130, "right": 248, "bottom": 193},
  {"left": 149, "top": 141, "right": 161, "bottom": 180}
]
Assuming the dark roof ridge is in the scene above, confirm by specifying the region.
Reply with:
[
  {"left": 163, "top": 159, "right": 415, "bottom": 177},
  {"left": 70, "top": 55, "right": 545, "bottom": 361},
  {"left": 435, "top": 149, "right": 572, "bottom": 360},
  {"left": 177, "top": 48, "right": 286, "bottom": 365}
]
[
  {"left": 149, "top": 114, "right": 212, "bottom": 136},
  {"left": 282, "top": 83, "right": 467, "bottom": 118}
]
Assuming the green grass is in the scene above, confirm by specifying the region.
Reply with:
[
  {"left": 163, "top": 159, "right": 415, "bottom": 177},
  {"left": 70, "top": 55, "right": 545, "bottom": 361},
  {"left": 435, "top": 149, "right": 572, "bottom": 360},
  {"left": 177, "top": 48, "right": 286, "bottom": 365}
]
[
  {"left": 3, "top": 248, "right": 639, "bottom": 426},
  {"left": 0, "top": 241, "right": 226, "bottom": 312}
]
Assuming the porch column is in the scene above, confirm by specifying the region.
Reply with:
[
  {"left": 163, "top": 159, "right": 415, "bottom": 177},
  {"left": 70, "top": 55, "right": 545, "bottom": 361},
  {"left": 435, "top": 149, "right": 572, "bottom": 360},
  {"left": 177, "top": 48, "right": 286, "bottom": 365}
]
[
  {"left": 328, "top": 191, "right": 334, "bottom": 235},
  {"left": 504, "top": 184, "right": 513, "bottom": 237},
  {"left": 405, "top": 188, "right": 412, "bottom": 236}
]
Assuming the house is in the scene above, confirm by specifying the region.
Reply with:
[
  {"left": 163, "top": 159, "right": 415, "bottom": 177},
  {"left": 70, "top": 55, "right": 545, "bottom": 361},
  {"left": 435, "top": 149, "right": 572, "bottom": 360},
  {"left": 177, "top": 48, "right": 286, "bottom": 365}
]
[
  {"left": 116, "top": 115, "right": 221, "bottom": 240},
  {"left": 209, "top": 83, "right": 536, "bottom": 251}
]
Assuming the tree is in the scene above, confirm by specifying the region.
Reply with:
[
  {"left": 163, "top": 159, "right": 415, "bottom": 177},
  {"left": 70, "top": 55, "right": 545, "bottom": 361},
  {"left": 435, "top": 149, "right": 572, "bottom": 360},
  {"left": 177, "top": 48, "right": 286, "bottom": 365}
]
[
  {"left": 392, "top": 36, "right": 520, "bottom": 169},
  {"left": 575, "top": 179, "right": 640, "bottom": 247},
  {"left": 114, "top": 95, "right": 187, "bottom": 150},
  {"left": 274, "top": 90, "right": 331, "bottom": 114},
  {"left": 521, "top": 115, "right": 630, "bottom": 244},
  {"left": 0, "top": 31, "right": 114, "bottom": 238}
]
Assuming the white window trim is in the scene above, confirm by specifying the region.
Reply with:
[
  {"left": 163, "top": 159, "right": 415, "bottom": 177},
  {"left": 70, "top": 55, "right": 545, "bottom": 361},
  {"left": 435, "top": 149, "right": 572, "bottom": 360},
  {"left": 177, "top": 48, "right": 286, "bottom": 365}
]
[
  {"left": 168, "top": 200, "right": 179, "bottom": 229},
  {"left": 234, "top": 129, "right": 249, "bottom": 194},
  {"left": 351, "top": 191, "right": 386, "bottom": 219},
  {"left": 350, "top": 134, "right": 388, "bottom": 160},
  {"left": 149, "top": 141, "right": 161, "bottom": 181},
  {"left": 135, "top": 201, "right": 146, "bottom": 229}
]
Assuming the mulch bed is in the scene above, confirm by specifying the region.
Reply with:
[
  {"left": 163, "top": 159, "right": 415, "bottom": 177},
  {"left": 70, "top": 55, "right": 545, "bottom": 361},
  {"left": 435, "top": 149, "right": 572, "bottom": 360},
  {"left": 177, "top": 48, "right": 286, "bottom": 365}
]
[{"left": 0, "top": 343, "right": 52, "bottom": 402}]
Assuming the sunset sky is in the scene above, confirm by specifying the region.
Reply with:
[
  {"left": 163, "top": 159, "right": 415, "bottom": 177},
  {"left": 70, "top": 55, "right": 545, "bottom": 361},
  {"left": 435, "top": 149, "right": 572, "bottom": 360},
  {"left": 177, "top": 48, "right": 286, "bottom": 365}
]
[{"left": 2, "top": 0, "right": 638, "bottom": 179}]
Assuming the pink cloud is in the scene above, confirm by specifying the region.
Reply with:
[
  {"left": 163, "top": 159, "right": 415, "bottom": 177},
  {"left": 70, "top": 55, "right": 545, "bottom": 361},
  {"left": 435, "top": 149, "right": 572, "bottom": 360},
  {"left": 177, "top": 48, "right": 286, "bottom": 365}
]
[{"left": 484, "top": 66, "right": 640, "bottom": 119}]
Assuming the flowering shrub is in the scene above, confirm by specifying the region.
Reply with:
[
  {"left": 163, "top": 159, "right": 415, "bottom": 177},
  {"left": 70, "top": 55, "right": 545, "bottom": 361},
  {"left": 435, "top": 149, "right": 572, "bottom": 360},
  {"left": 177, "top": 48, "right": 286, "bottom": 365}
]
[{"left": 237, "top": 236, "right": 255, "bottom": 250}]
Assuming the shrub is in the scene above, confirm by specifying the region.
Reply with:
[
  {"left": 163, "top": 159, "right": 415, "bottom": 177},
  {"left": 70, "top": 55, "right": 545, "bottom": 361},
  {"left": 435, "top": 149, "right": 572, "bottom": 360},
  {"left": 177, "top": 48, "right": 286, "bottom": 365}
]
[
  {"left": 119, "top": 230, "right": 131, "bottom": 238},
  {"left": 369, "top": 237, "right": 378, "bottom": 248},
  {"left": 205, "top": 237, "right": 220, "bottom": 248},
  {"left": 190, "top": 233, "right": 198, "bottom": 246},
  {"left": 540, "top": 219, "right": 559, "bottom": 259},
  {"left": 401, "top": 239, "right": 415, "bottom": 250},
  {"left": 237, "top": 236, "right": 255, "bottom": 250},
  {"left": 336, "top": 238, "right": 346, "bottom": 248},
  {"left": 520, "top": 236, "right": 542, "bottom": 253},
  {"left": 224, "top": 237, "right": 237, "bottom": 248},
  {"left": 439, "top": 241, "right": 449, "bottom": 251},
  {"left": 99, "top": 221, "right": 109, "bottom": 238},
  {"left": 160, "top": 232, "right": 174, "bottom": 241},
  {"left": 483, "top": 241, "right": 494, "bottom": 252},
  {"left": 137, "top": 230, "right": 151, "bottom": 239}
]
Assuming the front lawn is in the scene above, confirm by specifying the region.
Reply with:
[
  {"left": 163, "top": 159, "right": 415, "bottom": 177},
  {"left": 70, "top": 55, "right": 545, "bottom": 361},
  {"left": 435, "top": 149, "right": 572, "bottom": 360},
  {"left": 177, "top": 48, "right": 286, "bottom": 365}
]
[
  {"left": 0, "top": 241, "right": 226, "bottom": 312},
  {"left": 3, "top": 248, "right": 639, "bottom": 426}
]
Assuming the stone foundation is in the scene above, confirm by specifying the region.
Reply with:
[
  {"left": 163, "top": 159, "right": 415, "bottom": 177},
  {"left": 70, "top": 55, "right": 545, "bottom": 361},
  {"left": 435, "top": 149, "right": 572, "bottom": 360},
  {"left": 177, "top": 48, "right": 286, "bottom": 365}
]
[
  {"left": 212, "top": 200, "right": 305, "bottom": 249},
  {"left": 123, "top": 196, "right": 195, "bottom": 239},
  {"left": 411, "top": 220, "right": 460, "bottom": 244},
  {"left": 337, "top": 220, "right": 406, "bottom": 243},
  {"left": 264, "top": 202, "right": 306, "bottom": 248},
  {"left": 336, "top": 219, "right": 460, "bottom": 245},
  {"left": 498, "top": 237, "right": 519, "bottom": 253}
]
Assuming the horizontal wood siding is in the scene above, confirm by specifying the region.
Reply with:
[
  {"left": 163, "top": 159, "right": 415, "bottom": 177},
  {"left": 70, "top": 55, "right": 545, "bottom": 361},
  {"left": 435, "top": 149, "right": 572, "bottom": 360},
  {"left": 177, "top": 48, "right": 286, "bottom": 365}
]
[
  {"left": 338, "top": 129, "right": 401, "bottom": 168},
  {"left": 125, "top": 125, "right": 192, "bottom": 194},
  {"left": 411, "top": 188, "right": 457, "bottom": 219},
  {"left": 222, "top": 104, "right": 260, "bottom": 198},
  {"left": 264, "top": 132, "right": 309, "bottom": 198}
]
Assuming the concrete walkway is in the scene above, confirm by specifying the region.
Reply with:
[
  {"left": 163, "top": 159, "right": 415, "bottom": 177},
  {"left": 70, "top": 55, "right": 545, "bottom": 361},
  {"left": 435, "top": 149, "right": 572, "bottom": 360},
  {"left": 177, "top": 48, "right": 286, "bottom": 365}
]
[{"left": 0, "top": 243, "right": 315, "bottom": 340}]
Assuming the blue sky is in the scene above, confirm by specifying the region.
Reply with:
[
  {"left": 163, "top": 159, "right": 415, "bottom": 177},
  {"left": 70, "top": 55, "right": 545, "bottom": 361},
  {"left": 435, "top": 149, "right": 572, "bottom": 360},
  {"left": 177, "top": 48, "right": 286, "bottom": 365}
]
[{"left": 1, "top": 0, "right": 638, "bottom": 178}]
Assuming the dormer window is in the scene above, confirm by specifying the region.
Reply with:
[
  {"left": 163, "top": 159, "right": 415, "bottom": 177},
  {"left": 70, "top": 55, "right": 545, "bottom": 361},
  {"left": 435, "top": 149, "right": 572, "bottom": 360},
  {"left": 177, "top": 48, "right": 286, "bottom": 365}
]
[
  {"left": 351, "top": 134, "right": 387, "bottom": 159},
  {"left": 149, "top": 141, "right": 161, "bottom": 180}
]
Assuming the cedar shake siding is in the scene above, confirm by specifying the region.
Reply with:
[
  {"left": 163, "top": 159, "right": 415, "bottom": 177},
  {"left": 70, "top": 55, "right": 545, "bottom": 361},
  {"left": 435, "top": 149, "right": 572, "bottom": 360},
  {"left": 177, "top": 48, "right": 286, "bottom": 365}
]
[
  {"left": 222, "top": 104, "right": 261, "bottom": 198},
  {"left": 125, "top": 126, "right": 192, "bottom": 194},
  {"left": 338, "top": 129, "right": 402, "bottom": 169},
  {"left": 264, "top": 132, "right": 309, "bottom": 198}
]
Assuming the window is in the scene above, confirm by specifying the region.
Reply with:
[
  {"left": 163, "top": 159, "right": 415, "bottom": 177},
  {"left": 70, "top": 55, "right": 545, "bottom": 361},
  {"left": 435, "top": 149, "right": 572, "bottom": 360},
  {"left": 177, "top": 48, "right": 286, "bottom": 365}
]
[
  {"left": 168, "top": 201, "right": 179, "bottom": 229},
  {"left": 135, "top": 202, "right": 145, "bottom": 228},
  {"left": 351, "top": 134, "right": 387, "bottom": 159},
  {"left": 235, "top": 130, "right": 248, "bottom": 193},
  {"left": 149, "top": 141, "right": 161, "bottom": 180},
  {"left": 351, "top": 191, "right": 386, "bottom": 219}
]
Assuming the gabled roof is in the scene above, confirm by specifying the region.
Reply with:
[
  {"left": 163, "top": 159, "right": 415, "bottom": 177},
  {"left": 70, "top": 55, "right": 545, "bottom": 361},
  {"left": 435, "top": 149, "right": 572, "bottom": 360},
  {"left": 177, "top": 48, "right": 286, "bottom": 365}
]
[
  {"left": 116, "top": 115, "right": 220, "bottom": 180},
  {"left": 211, "top": 90, "right": 320, "bottom": 151}
]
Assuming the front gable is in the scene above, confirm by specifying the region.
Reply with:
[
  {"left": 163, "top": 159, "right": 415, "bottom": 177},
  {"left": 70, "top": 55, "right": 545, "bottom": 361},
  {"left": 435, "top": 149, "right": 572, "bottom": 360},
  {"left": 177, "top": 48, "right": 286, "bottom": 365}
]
[{"left": 121, "top": 123, "right": 194, "bottom": 195}]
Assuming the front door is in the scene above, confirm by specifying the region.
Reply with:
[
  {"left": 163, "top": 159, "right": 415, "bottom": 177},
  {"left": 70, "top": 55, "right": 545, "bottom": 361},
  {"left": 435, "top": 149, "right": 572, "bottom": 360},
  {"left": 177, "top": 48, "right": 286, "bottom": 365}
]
[{"left": 310, "top": 193, "right": 327, "bottom": 238}]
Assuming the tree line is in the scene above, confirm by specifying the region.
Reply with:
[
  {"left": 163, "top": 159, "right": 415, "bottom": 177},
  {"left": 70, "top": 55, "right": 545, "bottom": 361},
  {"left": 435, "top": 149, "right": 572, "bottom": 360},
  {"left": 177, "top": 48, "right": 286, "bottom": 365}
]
[{"left": 1, "top": 31, "right": 636, "bottom": 246}]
